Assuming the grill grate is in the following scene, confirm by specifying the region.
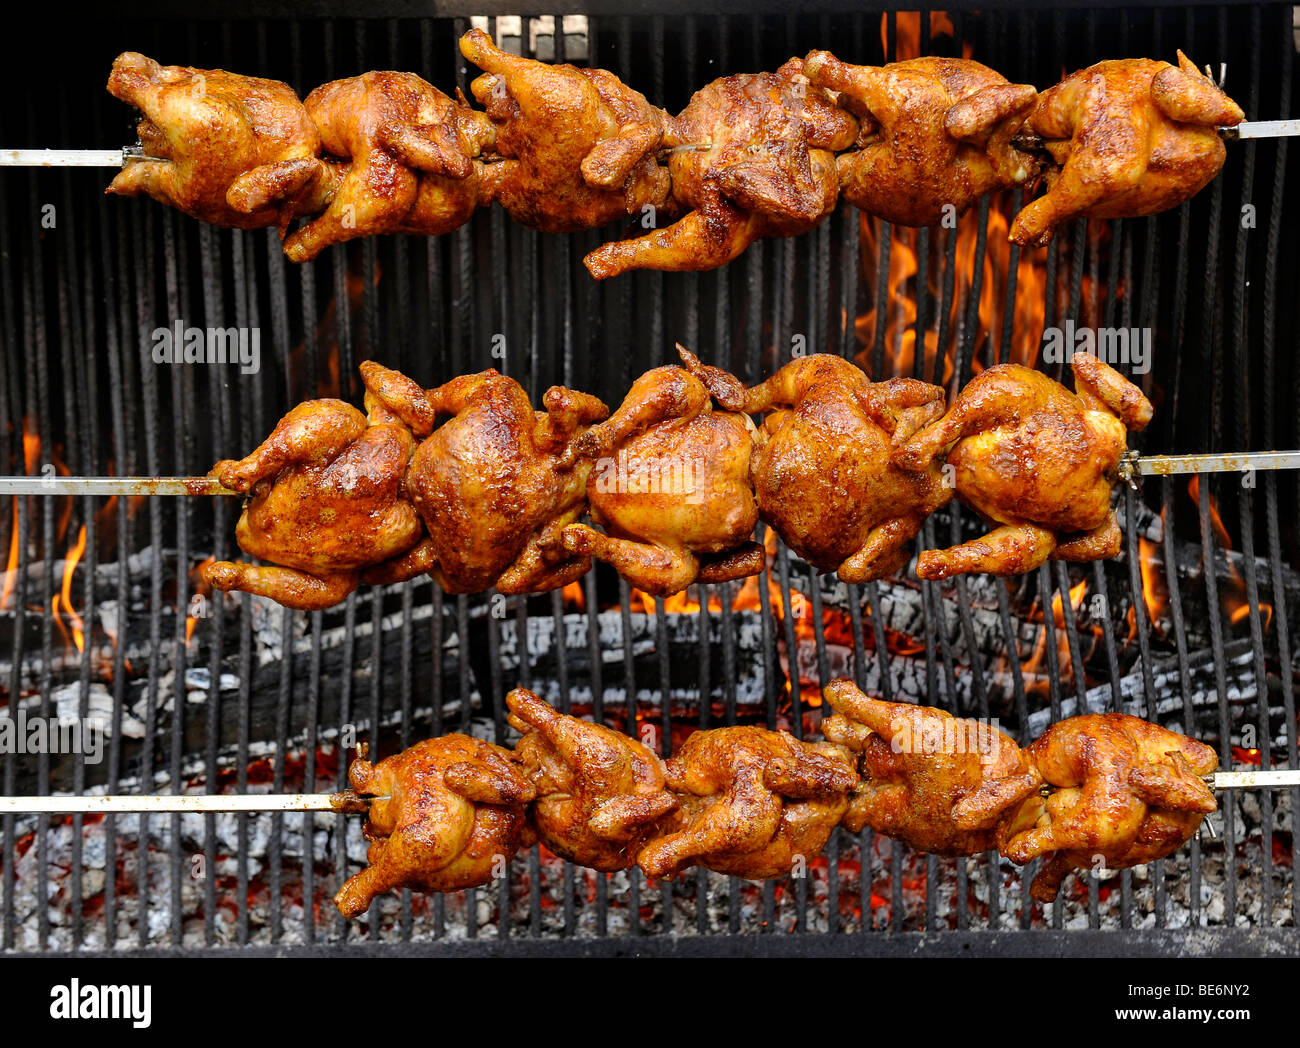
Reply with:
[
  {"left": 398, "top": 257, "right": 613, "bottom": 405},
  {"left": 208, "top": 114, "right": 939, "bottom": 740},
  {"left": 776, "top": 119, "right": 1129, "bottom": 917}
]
[{"left": 0, "top": 3, "right": 1297, "bottom": 953}]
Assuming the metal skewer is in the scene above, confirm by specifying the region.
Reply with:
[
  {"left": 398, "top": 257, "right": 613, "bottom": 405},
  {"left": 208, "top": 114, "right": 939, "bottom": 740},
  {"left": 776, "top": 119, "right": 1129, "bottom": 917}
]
[
  {"left": 6, "top": 450, "right": 1300, "bottom": 497},
  {"left": 0, "top": 145, "right": 167, "bottom": 168},
  {"left": 0, "top": 793, "right": 382, "bottom": 814}
]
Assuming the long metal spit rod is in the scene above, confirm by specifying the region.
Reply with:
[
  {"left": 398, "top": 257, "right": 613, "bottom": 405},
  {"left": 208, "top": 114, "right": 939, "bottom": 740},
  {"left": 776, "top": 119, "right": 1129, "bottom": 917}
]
[
  {"left": 0, "top": 772, "right": 1292, "bottom": 814},
  {"left": 0, "top": 120, "right": 1297, "bottom": 169},
  {"left": 2, "top": 450, "right": 1299, "bottom": 496}
]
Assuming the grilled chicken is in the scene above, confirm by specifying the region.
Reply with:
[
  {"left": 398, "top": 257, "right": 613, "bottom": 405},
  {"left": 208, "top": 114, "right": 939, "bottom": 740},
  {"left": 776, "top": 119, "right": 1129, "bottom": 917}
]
[
  {"left": 584, "top": 60, "right": 859, "bottom": 278},
  {"left": 106, "top": 51, "right": 328, "bottom": 230},
  {"left": 892, "top": 353, "right": 1152, "bottom": 579},
  {"left": 203, "top": 362, "right": 427, "bottom": 610},
  {"left": 333, "top": 736, "right": 535, "bottom": 917},
  {"left": 821, "top": 679, "right": 1030, "bottom": 855},
  {"left": 803, "top": 51, "right": 1038, "bottom": 227},
  {"left": 637, "top": 726, "right": 858, "bottom": 880},
  {"left": 236, "top": 71, "right": 494, "bottom": 261},
  {"left": 560, "top": 354, "right": 764, "bottom": 596},
  {"left": 362, "top": 366, "right": 608, "bottom": 595},
  {"left": 1010, "top": 52, "right": 1245, "bottom": 245},
  {"left": 955, "top": 713, "right": 1218, "bottom": 902},
  {"left": 460, "top": 28, "right": 672, "bottom": 233},
  {"left": 686, "top": 351, "right": 950, "bottom": 582},
  {"left": 507, "top": 688, "right": 678, "bottom": 871}
]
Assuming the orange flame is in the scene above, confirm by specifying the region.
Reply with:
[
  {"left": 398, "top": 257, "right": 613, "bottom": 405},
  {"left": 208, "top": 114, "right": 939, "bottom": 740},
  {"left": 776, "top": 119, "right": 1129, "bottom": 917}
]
[{"left": 52, "top": 525, "right": 87, "bottom": 654}]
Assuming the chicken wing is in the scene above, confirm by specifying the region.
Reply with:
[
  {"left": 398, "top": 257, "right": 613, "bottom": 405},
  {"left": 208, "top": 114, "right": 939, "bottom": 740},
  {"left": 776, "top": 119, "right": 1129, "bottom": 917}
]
[
  {"left": 685, "top": 351, "right": 950, "bottom": 582},
  {"left": 636, "top": 726, "right": 857, "bottom": 880},
  {"left": 202, "top": 362, "right": 427, "bottom": 610},
  {"left": 584, "top": 59, "right": 858, "bottom": 278},
  {"left": 362, "top": 367, "right": 608, "bottom": 595},
  {"left": 333, "top": 735, "right": 535, "bottom": 917},
  {"left": 559, "top": 353, "right": 764, "bottom": 596},
  {"left": 460, "top": 28, "right": 672, "bottom": 233},
  {"left": 236, "top": 71, "right": 494, "bottom": 262},
  {"left": 803, "top": 52, "right": 1038, "bottom": 227},
  {"left": 1010, "top": 52, "right": 1244, "bottom": 246},
  {"left": 106, "top": 52, "right": 328, "bottom": 230},
  {"left": 821, "top": 679, "right": 1031, "bottom": 855},
  {"left": 507, "top": 688, "right": 678, "bottom": 871},
  {"left": 957, "top": 713, "right": 1218, "bottom": 902},
  {"left": 892, "top": 353, "right": 1152, "bottom": 579}
]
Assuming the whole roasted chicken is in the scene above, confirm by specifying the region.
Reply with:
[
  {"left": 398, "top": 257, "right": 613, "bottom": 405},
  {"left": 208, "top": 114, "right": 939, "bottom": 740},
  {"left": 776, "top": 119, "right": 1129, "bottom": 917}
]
[
  {"left": 822, "top": 679, "right": 1030, "bottom": 855},
  {"left": 106, "top": 51, "right": 328, "bottom": 229},
  {"left": 686, "top": 351, "right": 951, "bottom": 582},
  {"left": 956, "top": 713, "right": 1218, "bottom": 902},
  {"left": 892, "top": 353, "right": 1152, "bottom": 579},
  {"left": 333, "top": 736, "right": 535, "bottom": 918},
  {"left": 203, "top": 362, "right": 426, "bottom": 610},
  {"left": 236, "top": 71, "right": 494, "bottom": 262},
  {"left": 803, "top": 51, "right": 1039, "bottom": 227},
  {"left": 585, "top": 60, "right": 859, "bottom": 278},
  {"left": 507, "top": 689, "right": 678, "bottom": 871},
  {"left": 636, "top": 726, "right": 858, "bottom": 880},
  {"left": 1010, "top": 52, "right": 1245, "bottom": 245},
  {"left": 363, "top": 366, "right": 608, "bottom": 595},
  {"left": 460, "top": 28, "right": 672, "bottom": 232},
  {"left": 560, "top": 353, "right": 764, "bottom": 596}
]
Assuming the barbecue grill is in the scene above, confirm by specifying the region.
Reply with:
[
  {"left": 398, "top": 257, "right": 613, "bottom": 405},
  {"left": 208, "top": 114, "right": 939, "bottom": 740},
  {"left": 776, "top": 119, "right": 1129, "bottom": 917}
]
[{"left": 1, "top": 0, "right": 1297, "bottom": 958}]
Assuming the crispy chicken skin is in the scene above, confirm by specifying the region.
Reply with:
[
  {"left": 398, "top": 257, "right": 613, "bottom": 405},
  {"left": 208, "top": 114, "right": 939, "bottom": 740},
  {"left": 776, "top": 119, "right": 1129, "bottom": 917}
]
[
  {"left": 460, "top": 28, "right": 672, "bottom": 233},
  {"left": 362, "top": 366, "right": 609, "bottom": 595},
  {"left": 685, "top": 351, "right": 951, "bottom": 582},
  {"left": 957, "top": 713, "right": 1218, "bottom": 902},
  {"left": 803, "top": 52, "right": 1038, "bottom": 227},
  {"left": 892, "top": 353, "right": 1153, "bottom": 579},
  {"left": 106, "top": 52, "right": 327, "bottom": 229},
  {"left": 202, "top": 362, "right": 427, "bottom": 610},
  {"left": 333, "top": 736, "right": 535, "bottom": 917},
  {"left": 822, "top": 679, "right": 1030, "bottom": 855},
  {"left": 1011, "top": 52, "right": 1245, "bottom": 246},
  {"left": 559, "top": 353, "right": 764, "bottom": 596},
  {"left": 585, "top": 60, "right": 859, "bottom": 278},
  {"left": 637, "top": 726, "right": 858, "bottom": 880},
  {"left": 238, "top": 71, "right": 494, "bottom": 262},
  {"left": 507, "top": 689, "right": 678, "bottom": 871}
]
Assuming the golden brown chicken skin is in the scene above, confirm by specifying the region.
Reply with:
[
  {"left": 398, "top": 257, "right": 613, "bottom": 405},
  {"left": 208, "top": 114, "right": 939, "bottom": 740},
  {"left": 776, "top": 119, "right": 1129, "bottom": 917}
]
[
  {"left": 202, "top": 363, "right": 428, "bottom": 610},
  {"left": 636, "top": 726, "right": 858, "bottom": 880},
  {"left": 803, "top": 52, "right": 1038, "bottom": 227},
  {"left": 585, "top": 60, "right": 859, "bottom": 278},
  {"left": 892, "top": 353, "right": 1152, "bottom": 579},
  {"left": 460, "top": 28, "right": 672, "bottom": 233},
  {"left": 822, "top": 679, "right": 1030, "bottom": 856},
  {"left": 106, "top": 52, "right": 328, "bottom": 229},
  {"left": 507, "top": 689, "right": 678, "bottom": 871},
  {"left": 559, "top": 355, "right": 764, "bottom": 596},
  {"left": 956, "top": 713, "right": 1218, "bottom": 902},
  {"left": 362, "top": 367, "right": 608, "bottom": 595},
  {"left": 686, "top": 351, "right": 950, "bottom": 582},
  {"left": 333, "top": 735, "right": 536, "bottom": 918},
  {"left": 238, "top": 71, "right": 494, "bottom": 262},
  {"left": 1011, "top": 52, "right": 1244, "bottom": 246}
]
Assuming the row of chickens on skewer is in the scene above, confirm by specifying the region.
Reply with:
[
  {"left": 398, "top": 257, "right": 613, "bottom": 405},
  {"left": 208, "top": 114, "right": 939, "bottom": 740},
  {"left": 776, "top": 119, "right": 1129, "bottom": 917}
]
[
  {"left": 201, "top": 346, "right": 1153, "bottom": 610},
  {"left": 105, "top": 33, "right": 1245, "bottom": 275},
  {"left": 332, "top": 680, "right": 1219, "bottom": 917}
]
